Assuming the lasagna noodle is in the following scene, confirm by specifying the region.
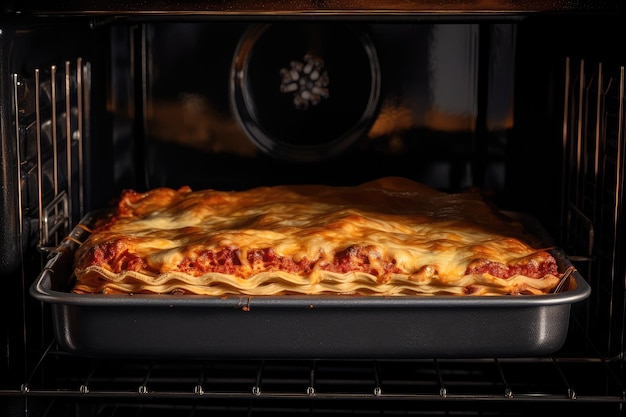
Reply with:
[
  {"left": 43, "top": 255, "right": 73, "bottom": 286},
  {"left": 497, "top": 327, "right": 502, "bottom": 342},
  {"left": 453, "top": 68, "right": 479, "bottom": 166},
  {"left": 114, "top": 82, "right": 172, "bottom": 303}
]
[
  {"left": 72, "top": 177, "right": 563, "bottom": 296},
  {"left": 72, "top": 268, "right": 561, "bottom": 296}
]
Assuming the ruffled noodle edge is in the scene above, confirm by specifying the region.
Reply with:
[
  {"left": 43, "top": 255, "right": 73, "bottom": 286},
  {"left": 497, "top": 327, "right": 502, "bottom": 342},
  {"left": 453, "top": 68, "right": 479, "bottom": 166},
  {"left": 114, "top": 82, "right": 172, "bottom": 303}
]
[{"left": 72, "top": 267, "right": 562, "bottom": 296}]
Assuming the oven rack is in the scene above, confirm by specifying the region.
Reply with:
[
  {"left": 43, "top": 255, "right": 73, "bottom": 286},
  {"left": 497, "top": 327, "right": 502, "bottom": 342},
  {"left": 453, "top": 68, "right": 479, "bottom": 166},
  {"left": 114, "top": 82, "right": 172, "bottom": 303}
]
[
  {"left": 4, "top": 317, "right": 626, "bottom": 417},
  {"left": 13, "top": 353, "right": 626, "bottom": 403}
]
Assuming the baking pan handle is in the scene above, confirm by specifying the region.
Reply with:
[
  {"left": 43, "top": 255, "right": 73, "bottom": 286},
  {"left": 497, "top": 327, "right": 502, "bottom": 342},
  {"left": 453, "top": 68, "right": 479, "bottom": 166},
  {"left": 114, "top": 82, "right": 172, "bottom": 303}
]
[{"left": 31, "top": 245, "right": 76, "bottom": 300}]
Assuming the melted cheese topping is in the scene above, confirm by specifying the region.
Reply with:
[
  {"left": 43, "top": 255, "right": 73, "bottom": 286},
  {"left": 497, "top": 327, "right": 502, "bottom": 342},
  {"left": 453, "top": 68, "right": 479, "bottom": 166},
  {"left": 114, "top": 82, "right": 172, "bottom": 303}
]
[{"left": 72, "top": 177, "right": 562, "bottom": 296}]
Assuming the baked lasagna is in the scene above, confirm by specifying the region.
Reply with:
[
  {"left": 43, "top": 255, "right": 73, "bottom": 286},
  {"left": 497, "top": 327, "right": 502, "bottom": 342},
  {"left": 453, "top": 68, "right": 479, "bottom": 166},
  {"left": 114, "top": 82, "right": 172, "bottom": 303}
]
[{"left": 71, "top": 177, "right": 565, "bottom": 296}]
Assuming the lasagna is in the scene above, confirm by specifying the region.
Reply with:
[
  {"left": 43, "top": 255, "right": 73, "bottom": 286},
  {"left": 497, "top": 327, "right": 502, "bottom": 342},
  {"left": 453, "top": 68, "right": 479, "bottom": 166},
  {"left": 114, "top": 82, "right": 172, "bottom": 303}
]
[{"left": 71, "top": 177, "right": 564, "bottom": 296}]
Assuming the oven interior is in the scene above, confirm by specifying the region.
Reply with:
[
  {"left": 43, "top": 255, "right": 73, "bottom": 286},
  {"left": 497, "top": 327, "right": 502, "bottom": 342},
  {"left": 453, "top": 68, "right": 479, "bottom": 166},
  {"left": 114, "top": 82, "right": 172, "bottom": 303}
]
[{"left": 1, "top": 2, "right": 625, "bottom": 416}]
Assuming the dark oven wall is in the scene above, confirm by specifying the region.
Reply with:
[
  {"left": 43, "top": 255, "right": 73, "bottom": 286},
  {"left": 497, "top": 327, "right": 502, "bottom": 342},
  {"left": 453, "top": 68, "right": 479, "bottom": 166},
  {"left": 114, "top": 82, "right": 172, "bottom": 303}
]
[
  {"left": 0, "top": 18, "right": 99, "bottom": 274},
  {"left": 513, "top": 12, "right": 626, "bottom": 361},
  {"left": 106, "top": 20, "right": 517, "bottom": 197}
]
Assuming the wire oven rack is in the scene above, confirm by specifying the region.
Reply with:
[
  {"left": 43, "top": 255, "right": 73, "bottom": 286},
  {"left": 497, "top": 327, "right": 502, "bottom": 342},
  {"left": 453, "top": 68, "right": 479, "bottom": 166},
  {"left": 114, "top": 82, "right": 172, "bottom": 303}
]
[{"left": 3, "top": 320, "right": 625, "bottom": 417}]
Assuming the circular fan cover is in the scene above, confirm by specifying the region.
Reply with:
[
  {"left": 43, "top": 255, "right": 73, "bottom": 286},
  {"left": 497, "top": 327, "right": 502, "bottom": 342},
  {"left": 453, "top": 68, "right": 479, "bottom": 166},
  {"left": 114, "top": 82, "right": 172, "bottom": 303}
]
[{"left": 230, "top": 23, "right": 381, "bottom": 162}]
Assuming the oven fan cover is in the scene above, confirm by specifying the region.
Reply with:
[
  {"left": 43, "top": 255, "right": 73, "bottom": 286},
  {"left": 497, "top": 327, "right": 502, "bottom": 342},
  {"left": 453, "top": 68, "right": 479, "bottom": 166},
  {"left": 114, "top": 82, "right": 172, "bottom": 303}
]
[{"left": 230, "top": 23, "right": 381, "bottom": 162}]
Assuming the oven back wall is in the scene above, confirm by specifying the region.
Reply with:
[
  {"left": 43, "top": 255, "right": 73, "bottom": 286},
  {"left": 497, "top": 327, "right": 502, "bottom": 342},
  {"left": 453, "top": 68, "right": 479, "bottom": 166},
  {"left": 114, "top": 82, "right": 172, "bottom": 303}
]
[{"left": 134, "top": 21, "right": 516, "bottom": 194}]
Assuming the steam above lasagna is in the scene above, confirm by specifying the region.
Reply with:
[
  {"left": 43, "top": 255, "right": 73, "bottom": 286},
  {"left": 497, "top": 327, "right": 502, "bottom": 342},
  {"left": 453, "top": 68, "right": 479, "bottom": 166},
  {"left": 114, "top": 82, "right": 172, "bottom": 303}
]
[{"left": 72, "top": 177, "right": 563, "bottom": 296}]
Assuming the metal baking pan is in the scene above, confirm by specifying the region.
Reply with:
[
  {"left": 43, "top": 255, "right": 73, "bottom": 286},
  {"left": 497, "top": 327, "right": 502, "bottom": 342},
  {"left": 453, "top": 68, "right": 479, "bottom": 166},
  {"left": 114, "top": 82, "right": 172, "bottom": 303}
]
[{"left": 31, "top": 210, "right": 591, "bottom": 359}]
